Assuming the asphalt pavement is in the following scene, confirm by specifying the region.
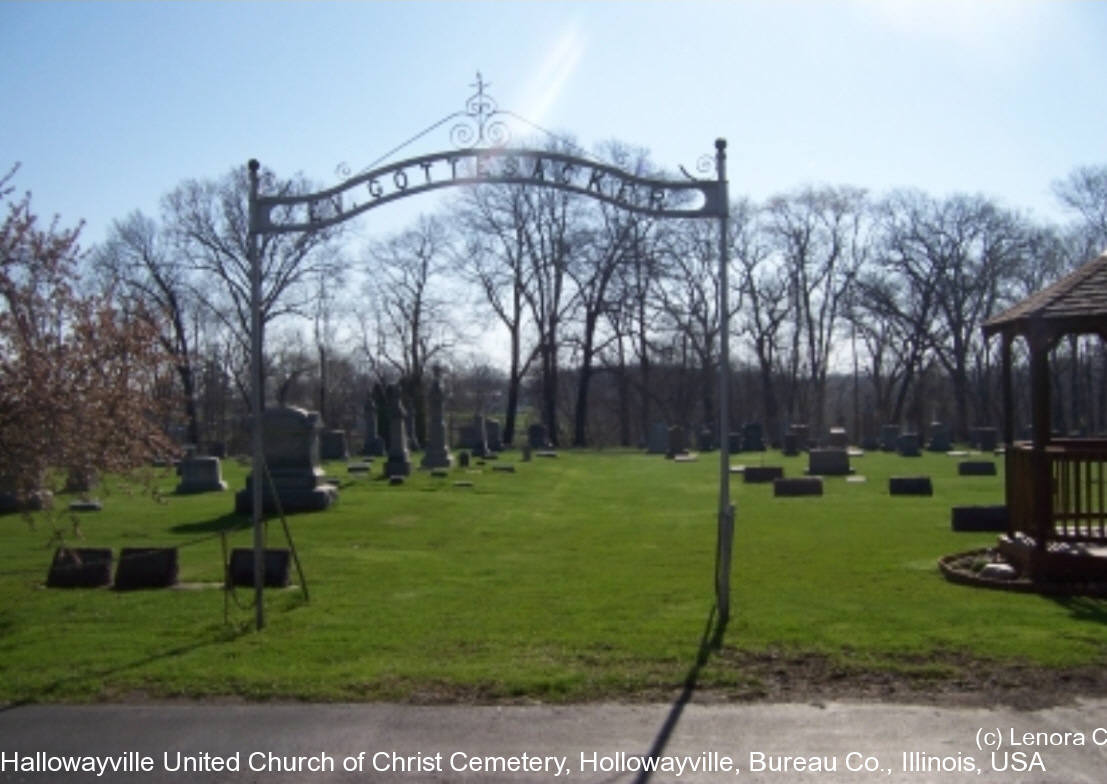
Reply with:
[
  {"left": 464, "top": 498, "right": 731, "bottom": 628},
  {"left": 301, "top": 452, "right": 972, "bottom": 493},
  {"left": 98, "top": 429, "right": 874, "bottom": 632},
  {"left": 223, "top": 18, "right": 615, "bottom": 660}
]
[{"left": 3, "top": 698, "right": 1107, "bottom": 783}]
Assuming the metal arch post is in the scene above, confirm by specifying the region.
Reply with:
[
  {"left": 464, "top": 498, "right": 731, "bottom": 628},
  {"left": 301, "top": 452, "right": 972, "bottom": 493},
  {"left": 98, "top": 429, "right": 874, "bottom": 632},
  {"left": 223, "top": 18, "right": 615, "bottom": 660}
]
[
  {"left": 714, "top": 138, "right": 733, "bottom": 633},
  {"left": 247, "top": 159, "right": 265, "bottom": 631}
]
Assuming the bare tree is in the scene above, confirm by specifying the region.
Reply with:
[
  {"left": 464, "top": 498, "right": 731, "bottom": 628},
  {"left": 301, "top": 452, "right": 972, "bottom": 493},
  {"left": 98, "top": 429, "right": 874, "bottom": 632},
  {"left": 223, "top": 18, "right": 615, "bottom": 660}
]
[
  {"left": 1053, "top": 164, "right": 1107, "bottom": 259},
  {"left": 765, "top": 186, "right": 868, "bottom": 437},
  {"left": 162, "top": 164, "right": 343, "bottom": 409},
  {"left": 451, "top": 179, "right": 537, "bottom": 444},
  {"left": 367, "top": 214, "right": 456, "bottom": 443},
  {"left": 93, "top": 211, "right": 202, "bottom": 445}
]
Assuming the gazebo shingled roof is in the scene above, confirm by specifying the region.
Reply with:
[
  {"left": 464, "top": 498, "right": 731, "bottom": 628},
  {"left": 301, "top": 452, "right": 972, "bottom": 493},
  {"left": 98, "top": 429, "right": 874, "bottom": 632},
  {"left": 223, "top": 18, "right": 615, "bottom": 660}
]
[{"left": 983, "top": 250, "right": 1107, "bottom": 340}]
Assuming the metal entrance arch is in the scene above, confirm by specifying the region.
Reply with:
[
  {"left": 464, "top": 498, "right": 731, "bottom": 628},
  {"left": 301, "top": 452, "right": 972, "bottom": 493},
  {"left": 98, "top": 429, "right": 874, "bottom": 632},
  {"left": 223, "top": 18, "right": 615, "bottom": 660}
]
[{"left": 245, "top": 78, "right": 734, "bottom": 635}]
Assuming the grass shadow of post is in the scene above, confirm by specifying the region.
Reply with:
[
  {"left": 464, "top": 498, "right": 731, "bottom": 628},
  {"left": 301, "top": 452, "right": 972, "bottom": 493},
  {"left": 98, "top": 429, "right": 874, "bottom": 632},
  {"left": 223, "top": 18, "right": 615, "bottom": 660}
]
[{"left": 632, "top": 603, "right": 726, "bottom": 784}]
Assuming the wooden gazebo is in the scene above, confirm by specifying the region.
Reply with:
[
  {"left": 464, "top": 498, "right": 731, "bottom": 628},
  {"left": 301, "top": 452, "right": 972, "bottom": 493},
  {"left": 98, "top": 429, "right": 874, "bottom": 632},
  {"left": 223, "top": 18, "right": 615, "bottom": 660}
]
[{"left": 982, "top": 250, "right": 1107, "bottom": 579}]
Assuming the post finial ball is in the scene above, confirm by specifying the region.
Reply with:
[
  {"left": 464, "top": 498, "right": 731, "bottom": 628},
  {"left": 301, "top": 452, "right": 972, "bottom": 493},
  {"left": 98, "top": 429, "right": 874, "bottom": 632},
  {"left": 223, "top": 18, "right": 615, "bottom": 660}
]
[
  {"left": 715, "top": 138, "right": 727, "bottom": 151},
  {"left": 248, "top": 159, "right": 260, "bottom": 172}
]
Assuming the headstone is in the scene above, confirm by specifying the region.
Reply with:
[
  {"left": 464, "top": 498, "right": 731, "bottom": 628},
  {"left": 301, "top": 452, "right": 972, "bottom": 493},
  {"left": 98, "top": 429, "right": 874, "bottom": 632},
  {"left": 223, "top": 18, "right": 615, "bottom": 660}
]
[
  {"left": 521, "top": 445, "right": 532, "bottom": 462},
  {"left": 860, "top": 435, "right": 879, "bottom": 451},
  {"left": 881, "top": 424, "right": 900, "bottom": 452},
  {"left": 405, "top": 408, "right": 421, "bottom": 452},
  {"left": 697, "top": 427, "right": 714, "bottom": 452},
  {"left": 113, "top": 547, "right": 178, "bottom": 590},
  {"left": 46, "top": 547, "right": 113, "bottom": 588},
  {"left": 361, "top": 394, "right": 386, "bottom": 457},
  {"left": 889, "top": 476, "right": 932, "bottom": 495},
  {"left": 234, "top": 406, "right": 339, "bottom": 513},
  {"left": 492, "top": 464, "right": 516, "bottom": 473},
  {"left": 666, "top": 425, "right": 688, "bottom": 459},
  {"left": 727, "top": 432, "right": 742, "bottom": 453},
  {"left": 420, "top": 374, "right": 453, "bottom": 469},
  {"left": 68, "top": 499, "right": 102, "bottom": 512},
  {"left": 958, "top": 461, "right": 997, "bottom": 476},
  {"left": 470, "top": 414, "right": 492, "bottom": 458},
  {"left": 384, "top": 384, "right": 413, "bottom": 477},
  {"left": 788, "top": 424, "right": 810, "bottom": 452},
  {"left": 527, "top": 423, "right": 550, "bottom": 449},
  {"left": 926, "top": 422, "right": 951, "bottom": 452},
  {"left": 741, "top": 422, "right": 765, "bottom": 452},
  {"left": 389, "top": 475, "right": 405, "bottom": 486},
  {"left": 176, "top": 456, "right": 228, "bottom": 494},
  {"left": 976, "top": 427, "right": 998, "bottom": 452},
  {"left": 744, "top": 466, "right": 784, "bottom": 483},
  {"left": 647, "top": 422, "right": 669, "bottom": 454},
  {"left": 808, "top": 448, "right": 851, "bottom": 476},
  {"left": 773, "top": 477, "right": 823, "bottom": 496},
  {"left": 485, "top": 418, "right": 504, "bottom": 452},
  {"left": 458, "top": 451, "right": 471, "bottom": 468},
  {"left": 207, "top": 442, "right": 227, "bottom": 459},
  {"left": 782, "top": 433, "right": 799, "bottom": 456},
  {"left": 827, "top": 427, "right": 848, "bottom": 449},
  {"left": 346, "top": 462, "right": 371, "bottom": 474},
  {"left": 320, "top": 429, "right": 349, "bottom": 461},
  {"left": 951, "top": 505, "right": 1008, "bottom": 532},
  {"left": 228, "top": 548, "right": 291, "bottom": 588},
  {"left": 897, "top": 433, "right": 921, "bottom": 457},
  {"left": 64, "top": 466, "right": 97, "bottom": 494}
]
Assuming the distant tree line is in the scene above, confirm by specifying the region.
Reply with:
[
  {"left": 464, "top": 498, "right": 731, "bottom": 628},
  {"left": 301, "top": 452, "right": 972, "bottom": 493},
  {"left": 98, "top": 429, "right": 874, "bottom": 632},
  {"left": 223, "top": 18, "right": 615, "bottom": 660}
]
[{"left": 6, "top": 149, "right": 1106, "bottom": 496}]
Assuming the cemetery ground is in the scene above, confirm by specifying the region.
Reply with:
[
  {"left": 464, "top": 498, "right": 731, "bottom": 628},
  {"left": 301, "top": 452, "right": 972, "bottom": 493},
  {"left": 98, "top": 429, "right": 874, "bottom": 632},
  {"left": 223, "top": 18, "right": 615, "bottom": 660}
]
[{"left": 3, "top": 449, "right": 1107, "bottom": 710}]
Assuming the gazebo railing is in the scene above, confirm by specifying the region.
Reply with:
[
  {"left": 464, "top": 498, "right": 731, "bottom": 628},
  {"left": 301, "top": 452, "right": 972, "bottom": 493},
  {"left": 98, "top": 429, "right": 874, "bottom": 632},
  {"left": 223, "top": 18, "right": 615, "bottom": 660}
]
[{"left": 1008, "top": 440, "right": 1107, "bottom": 543}]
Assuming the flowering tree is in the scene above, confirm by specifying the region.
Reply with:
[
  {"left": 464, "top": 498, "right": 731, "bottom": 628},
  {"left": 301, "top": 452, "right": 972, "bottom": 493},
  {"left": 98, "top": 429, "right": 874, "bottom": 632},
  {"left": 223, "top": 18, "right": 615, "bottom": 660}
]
[{"left": 0, "top": 166, "right": 172, "bottom": 511}]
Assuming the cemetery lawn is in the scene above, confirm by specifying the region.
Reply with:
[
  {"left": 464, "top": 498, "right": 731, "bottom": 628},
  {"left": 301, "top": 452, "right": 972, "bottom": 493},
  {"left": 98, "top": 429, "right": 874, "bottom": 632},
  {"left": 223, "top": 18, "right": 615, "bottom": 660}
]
[{"left": 3, "top": 449, "right": 1107, "bottom": 707}]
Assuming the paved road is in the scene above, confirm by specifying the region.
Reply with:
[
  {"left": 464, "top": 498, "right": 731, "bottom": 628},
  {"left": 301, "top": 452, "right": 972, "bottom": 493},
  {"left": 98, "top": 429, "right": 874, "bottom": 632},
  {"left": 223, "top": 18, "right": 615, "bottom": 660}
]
[{"left": 3, "top": 699, "right": 1107, "bottom": 783}]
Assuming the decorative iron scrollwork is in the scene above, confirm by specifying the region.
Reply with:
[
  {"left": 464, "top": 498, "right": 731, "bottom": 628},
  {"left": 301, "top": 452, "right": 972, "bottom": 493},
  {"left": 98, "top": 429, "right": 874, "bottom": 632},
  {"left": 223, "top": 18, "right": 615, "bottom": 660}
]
[{"left": 449, "top": 72, "right": 511, "bottom": 149}]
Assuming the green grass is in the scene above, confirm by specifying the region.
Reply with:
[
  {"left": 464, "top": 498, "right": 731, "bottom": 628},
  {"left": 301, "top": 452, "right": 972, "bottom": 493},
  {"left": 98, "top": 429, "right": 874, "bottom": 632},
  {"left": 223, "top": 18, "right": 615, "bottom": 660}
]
[{"left": 1, "top": 448, "right": 1105, "bottom": 704}]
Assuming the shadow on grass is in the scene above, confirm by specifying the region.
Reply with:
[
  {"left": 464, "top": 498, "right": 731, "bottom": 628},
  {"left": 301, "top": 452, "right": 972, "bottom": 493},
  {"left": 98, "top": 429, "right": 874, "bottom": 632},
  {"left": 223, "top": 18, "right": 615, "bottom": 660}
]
[
  {"left": 170, "top": 512, "right": 251, "bottom": 535},
  {"left": 0, "top": 623, "right": 253, "bottom": 712},
  {"left": 631, "top": 604, "right": 726, "bottom": 784},
  {"left": 1048, "top": 595, "right": 1107, "bottom": 624}
]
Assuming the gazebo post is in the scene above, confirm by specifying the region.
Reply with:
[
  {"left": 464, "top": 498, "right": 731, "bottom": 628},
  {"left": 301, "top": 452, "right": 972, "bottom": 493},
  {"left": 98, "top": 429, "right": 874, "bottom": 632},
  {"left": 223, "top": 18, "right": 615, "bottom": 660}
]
[
  {"left": 1000, "top": 332, "right": 1014, "bottom": 537},
  {"left": 1028, "top": 321, "right": 1053, "bottom": 553}
]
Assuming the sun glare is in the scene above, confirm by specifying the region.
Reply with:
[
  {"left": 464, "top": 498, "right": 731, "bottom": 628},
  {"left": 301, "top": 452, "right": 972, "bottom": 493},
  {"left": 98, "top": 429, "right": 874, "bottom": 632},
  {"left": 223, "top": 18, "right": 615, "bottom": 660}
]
[{"left": 516, "top": 24, "right": 586, "bottom": 134}]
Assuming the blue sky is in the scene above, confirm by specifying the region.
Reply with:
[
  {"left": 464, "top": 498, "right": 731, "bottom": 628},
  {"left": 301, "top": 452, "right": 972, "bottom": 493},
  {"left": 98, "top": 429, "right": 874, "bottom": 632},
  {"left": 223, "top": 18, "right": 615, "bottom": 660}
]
[{"left": 2, "top": 0, "right": 1105, "bottom": 251}]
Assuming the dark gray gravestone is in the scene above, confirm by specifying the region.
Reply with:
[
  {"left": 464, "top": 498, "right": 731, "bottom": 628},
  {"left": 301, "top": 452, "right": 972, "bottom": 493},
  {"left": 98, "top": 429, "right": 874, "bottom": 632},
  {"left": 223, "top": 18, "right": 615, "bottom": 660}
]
[
  {"left": 951, "top": 505, "right": 1008, "bottom": 532},
  {"left": 897, "top": 433, "right": 921, "bottom": 457},
  {"left": 927, "top": 422, "right": 951, "bottom": 452},
  {"left": 458, "top": 451, "right": 470, "bottom": 468},
  {"left": 881, "top": 424, "right": 900, "bottom": 452},
  {"left": 744, "top": 466, "right": 784, "bottom": 483},
  {"left": 727, "top": 432, "right": 742, "bottom": 453},
  {"left": 788, "top": 424, "right": 810, "bottom": 452},
  {"left": 827, "top": 427, "right": 848, "bottom": 449},
  {"left": 485, "top": 418, "right": 504, "bottom": 452},
  {"left": 741, "top": 422, "right": 765, "bottom": 452},
  {"left": 175, "top": 456, "right": 228, "bottom": 494},
  {"left": 647, "top": 422, "right": 669, "bottom": 454},
  {"left": 889, "top": 476, "right": 932, "bottom": 495},
  {"left": 228, "top": 548, "right": 291, "bottom": 588},
  {"left": 958, "top": 461, "right": 997, "bottom": 476},
  {"left": 235, "top": 406, "right": 338, "bottom": 513},
  {"left": 46, "top": 547, "right": 113, "bottom": 588},
  {"left": 666, "top": 425, "right": 688, "bottom": 459},
  {"left": 976, "top": 427, "right": 998, "bottom": 452},
  {"left": 773, "top": 477, "right": 823, "bottom": 496},
  {"left": 782, "top": 433, "right": 799, "bottom": 456},
  {"left": 383, "top": 384, "right": 412, "bottom": 477},
  {"left": 808, "top": 448, "right": 851, "bottom": 476},
  {"left": 421, "top": 375, "right": 453, "bottom": 469},
  {"left": 113, "top": 548, "right": 178, "bottom": 590},
  {"left": 528, "top": 423, "right": 550, "bottom": 449},
  {"left": 320, "top": 429, "right": 349, "bottom": 461},
  {"left": 362, "top": 395, "right": 386, "bottom": 457},
  {"left": 470, "top": 414, "right": 492, "bottom": 458}
]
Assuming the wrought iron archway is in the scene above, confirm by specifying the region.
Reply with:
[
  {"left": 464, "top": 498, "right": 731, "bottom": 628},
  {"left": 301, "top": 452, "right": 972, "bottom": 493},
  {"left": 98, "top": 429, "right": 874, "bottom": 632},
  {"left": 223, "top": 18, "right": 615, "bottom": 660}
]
[{"left": 245, "top": 75, "right": 733, "bottom": 635}]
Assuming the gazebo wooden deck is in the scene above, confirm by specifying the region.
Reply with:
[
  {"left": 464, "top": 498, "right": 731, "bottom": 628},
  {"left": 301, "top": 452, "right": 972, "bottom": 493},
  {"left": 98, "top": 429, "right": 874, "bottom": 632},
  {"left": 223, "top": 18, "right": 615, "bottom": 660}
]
[{"left": 982, "top": 251, "right": 1107, "bottom": 580}]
